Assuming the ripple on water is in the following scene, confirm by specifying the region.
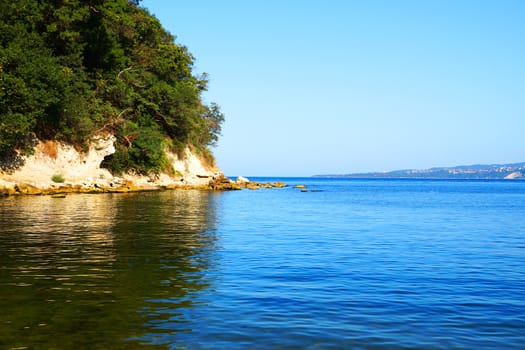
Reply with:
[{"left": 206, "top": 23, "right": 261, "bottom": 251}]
[{"left": 1, "top": 182, "right": 525, "bottom": 349}]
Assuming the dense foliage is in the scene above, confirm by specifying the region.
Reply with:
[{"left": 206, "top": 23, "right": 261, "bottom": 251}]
[{"left": 0, "top": 0, "right": 224, "bottom": 174}]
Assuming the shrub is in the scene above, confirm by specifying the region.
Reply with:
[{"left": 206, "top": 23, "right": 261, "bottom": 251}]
[{"left": 51, "top": 174, "right": 65, "bottom": 183}]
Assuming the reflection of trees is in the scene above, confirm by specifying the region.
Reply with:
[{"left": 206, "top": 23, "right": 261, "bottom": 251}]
[
  {"left": 0, "top": 194, "right": 118, "bottom": 262},
  {"left": 112, "top": 190, "right": 220, "bottom": 347},
  {"left": 0, "top": 190, "right": 219, "bottom": 349}
]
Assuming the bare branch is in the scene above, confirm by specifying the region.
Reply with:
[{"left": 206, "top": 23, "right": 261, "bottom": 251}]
[
  {"left": 95, "top": 108, "right": 133, "bottom": 134},
  {"left": 116, "top": 66, "right": 134, "bottom": 81}
]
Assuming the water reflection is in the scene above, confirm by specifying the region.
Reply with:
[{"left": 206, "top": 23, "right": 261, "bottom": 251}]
[{"left": 0, "top": 190, "right": 220, "bottom": 349}]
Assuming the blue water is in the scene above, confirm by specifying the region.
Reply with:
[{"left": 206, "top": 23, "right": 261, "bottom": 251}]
[{"left": 1, "top": 178, "right": 525, "bottom": 349}]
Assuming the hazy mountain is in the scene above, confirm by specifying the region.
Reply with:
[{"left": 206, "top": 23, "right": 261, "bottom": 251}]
[{"left": 314, "top": 162, "right": 525, "bottom": 180}]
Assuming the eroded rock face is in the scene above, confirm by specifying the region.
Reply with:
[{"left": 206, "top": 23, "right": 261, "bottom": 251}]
[
  {"left": 1, "top": 135, "right": 116, "bottom": 188},
  {"left": 0, "top": 136, "right": 226, "bottom": 195},
  {"left": 0, "top": 136, "right": 288, "bottom": 195},
  {"left": 169, "top": 148, "right": 218, "bottom": 186}
]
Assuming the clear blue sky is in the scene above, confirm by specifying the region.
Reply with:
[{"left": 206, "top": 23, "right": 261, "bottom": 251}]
[{"left": 141, "top": 0, "right": 524, "bottom": 176}]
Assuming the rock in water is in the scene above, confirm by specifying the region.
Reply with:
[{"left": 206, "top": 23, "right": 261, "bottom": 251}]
[
  {"left": 236, "top": 176, "right": 250, "bottom": 184},
  {"left": 209, "top": 174, "right": 241, "bottom": 190}
]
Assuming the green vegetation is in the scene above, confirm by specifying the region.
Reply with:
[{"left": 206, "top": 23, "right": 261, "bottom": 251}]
[
  {"left": 0, "top": 0, "right": 223, "bottom": 174},
  {"left": 51, "top": 174, "right": 65, "bottom": 183}
]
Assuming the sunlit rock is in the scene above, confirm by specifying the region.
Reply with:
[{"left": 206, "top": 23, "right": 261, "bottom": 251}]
[{"left": 236, "top": 176, "right": 250, "bottom": 184}]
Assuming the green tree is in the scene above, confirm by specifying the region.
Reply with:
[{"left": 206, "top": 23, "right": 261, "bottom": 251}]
[{"left": 0, "top": 0, "right": 224, "bottom": 174}]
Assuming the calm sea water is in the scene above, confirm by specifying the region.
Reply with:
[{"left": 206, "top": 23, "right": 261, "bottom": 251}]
[{"left": 1, "top": 178, "right": 524, "bottom": 349}]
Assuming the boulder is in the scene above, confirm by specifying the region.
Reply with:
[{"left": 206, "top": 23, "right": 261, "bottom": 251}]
[
  {"left": 209, "top": 174, "right": 241, "bottom": 190},
  {"left": 14, "top": 183, "right": 43, "bottom": 195},
  {"left": 246, "top": 183, "right": 260, "bottom": 190},
  {"left": 236, "top": 176, "right": 250, "bottom": 184}
]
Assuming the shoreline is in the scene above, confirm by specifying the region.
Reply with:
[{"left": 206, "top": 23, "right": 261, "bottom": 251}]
[
  {"left": 0, "top": 174, "right": 288, "bottom": 196},
  {"left": 0, "top": 136, "right": 247, "bottom": 196},
  {"left": 0, "top": 136, "right": 291, "bottom": 196},
  {"left": 0, "top": 179, "right": 212, "bottom": 196}
]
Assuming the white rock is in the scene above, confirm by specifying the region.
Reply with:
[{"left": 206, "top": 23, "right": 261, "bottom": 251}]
[
  {"left": 1, "top": 136, "right": 221, "bottom": 191},
  {"left": 236, "top": 176, "right": 250, "bottom": 184}
]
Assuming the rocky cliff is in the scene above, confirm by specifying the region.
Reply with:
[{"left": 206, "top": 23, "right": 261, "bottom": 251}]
[{"left": 0, "top": 135, "right": 228, "bottom": 195}]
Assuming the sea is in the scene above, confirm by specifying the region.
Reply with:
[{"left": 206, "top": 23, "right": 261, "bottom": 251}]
[{"left": 1, "top": 178, "right": 524, "bottom": 349}]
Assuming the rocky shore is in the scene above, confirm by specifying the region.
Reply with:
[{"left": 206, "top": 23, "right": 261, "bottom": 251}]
[
  {"left": 0, "top": 174, "right": 288, "bottom": 196},
  {"left": 226, "top": 176, "right": 287, "bottom": 191},
  {"left": 0, "top": 137, "right": 286, "bottom": 196},
  {"left": 0, "top": 174, "right": 289, "bottom": 196}
]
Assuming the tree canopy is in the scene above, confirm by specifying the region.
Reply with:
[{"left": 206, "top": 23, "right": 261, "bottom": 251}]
[{"left": 0, "top": 0, "right": 224, "bottom": 174}]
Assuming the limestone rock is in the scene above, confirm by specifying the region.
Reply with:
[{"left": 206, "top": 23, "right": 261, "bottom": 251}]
[
  {"left": 246, "top": 182, "right": 260, "bottom": 190},
  {"left": 14, "top": 183, "right": 43, "bottom": 195},
  {"left": 209, "top": 174, "right": 241, "bottom": 190},
  {"left": 0, "top": 135, "right": 228, "bottom": 195},
  {"left": 236, "top": 176, "right": 250, "bottom": 184}
]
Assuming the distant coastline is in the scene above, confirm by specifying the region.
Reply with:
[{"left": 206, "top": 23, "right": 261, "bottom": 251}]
[{"left": 314, "top": 162, "right": 525, "bottom": 180}]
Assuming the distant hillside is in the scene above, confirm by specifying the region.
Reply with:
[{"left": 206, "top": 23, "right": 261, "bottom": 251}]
[{"left": 314, "top": 162, "right": 525, "bottom": 180}]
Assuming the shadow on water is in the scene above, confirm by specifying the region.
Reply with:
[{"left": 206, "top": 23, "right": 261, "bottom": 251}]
[{"left": 0, "top": 190, "right": 220, "bottom": 349}]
